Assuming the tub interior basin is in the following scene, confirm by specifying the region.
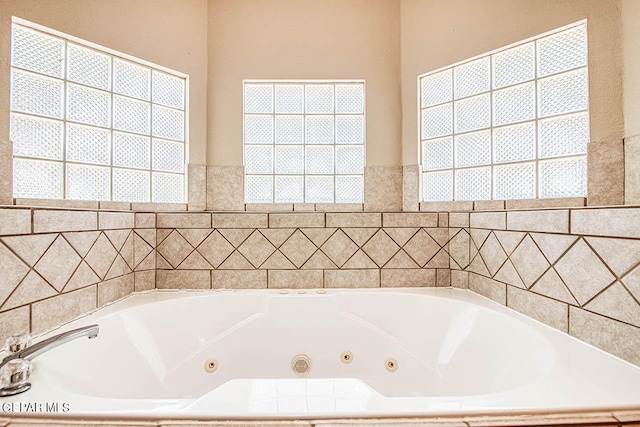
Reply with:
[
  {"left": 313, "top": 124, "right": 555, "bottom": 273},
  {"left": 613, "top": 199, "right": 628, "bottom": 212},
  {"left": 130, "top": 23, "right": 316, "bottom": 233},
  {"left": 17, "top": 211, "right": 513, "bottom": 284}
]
[{"left": 33, "top": 290, "right": 555, "bottom": 400}]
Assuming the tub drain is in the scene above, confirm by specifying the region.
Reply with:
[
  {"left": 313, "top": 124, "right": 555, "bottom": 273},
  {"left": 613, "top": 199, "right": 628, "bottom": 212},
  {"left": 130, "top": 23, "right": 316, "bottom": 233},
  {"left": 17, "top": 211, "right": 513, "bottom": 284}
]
[{"left": 291, "top": 354, "right": 311, "bottom": 375}]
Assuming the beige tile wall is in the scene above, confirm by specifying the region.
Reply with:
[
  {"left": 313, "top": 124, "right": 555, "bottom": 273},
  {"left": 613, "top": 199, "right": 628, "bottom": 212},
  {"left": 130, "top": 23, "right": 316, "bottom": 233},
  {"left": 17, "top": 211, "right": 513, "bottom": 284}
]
[
  {"left": 155, "top": 212, "right": 451, "bottom": 290},
  {"left": 0, "top": 207, "right": 150, "bottom": 344},
  {"left": 463, "top": 206, "right": 640, "bottom": 366},
  {"left": 3, "top": 203, "right": 640, "bottom": 371}
]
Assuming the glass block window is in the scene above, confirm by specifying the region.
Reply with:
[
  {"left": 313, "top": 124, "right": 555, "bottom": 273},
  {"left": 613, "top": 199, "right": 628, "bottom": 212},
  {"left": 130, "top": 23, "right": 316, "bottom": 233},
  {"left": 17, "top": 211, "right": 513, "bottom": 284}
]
[
  {"left": 10, "top": 21, "right": 187, "bottom": 203},
  {"left": 244, "top": 81, "right": 365, "bottom": 203},
  {"left": 419, "top": 22, "right": 589, "bottom": 201}
]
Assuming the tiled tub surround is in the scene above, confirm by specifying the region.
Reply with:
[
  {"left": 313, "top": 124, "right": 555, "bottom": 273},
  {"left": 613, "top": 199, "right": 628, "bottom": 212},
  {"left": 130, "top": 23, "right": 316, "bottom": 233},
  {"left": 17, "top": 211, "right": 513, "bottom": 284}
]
[
  {"left": 0, "top": 207, "right": 156, "bottom": 344},
  {"left": 154, "top": 212, "right": 451, "bottom": 290},
  {"left": 3, "top": 205, "right": 640, "bottom": 370},
  {"left": 459, "top": 207, "right": 640, "bottom": 366}
]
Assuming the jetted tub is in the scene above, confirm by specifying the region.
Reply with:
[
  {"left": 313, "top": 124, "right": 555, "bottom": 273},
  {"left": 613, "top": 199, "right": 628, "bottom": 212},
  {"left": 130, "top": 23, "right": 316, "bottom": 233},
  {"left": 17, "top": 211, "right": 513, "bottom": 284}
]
[{"left": 3, "top": 287, "right": 640, "bottom": 420}]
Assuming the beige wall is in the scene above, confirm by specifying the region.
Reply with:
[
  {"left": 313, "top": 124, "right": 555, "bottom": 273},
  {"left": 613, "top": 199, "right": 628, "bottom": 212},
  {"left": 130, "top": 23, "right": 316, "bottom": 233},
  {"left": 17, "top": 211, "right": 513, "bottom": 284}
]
[
  {"left": 623, "top": 0, "right": 640, "bottom": 137},
  {"left": 207, "top": 0, "right": 402, "bottom": 167},
  {"left": 400, "top": 0, "right": 624, "bottom": 165},
  {"left": 0, "top": 0, "right": 208, "bottom": 164}
]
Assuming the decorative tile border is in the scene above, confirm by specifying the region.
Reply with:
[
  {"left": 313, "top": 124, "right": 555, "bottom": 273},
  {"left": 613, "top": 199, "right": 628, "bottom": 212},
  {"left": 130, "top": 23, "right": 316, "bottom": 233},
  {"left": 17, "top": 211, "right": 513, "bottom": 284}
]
[{"left": 464, "top": 208, "right": 640, "bottom": 365}]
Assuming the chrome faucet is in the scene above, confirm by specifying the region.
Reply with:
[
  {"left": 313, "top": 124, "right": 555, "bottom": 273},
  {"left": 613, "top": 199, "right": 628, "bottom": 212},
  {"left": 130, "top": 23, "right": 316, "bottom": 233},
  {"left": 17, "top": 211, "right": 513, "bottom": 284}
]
[{"left": 0, "top": 324, "right": 99, "bottom": 396}]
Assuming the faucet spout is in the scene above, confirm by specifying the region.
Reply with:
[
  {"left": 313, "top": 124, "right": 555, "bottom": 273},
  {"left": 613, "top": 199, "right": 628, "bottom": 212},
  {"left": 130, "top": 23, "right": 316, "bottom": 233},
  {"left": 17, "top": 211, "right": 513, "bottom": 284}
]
[{"left": 0, "top": 325, "right": 99, "bottom": 370}]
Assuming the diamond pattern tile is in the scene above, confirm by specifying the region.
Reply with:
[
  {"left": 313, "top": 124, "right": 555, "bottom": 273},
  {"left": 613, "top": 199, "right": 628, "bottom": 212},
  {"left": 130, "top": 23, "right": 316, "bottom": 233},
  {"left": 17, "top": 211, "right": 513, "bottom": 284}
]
[
  {"left": 300, "top": 228, "right": 337, "bottom": 247},
  {"left": 156, "top": 230, "right": 193, "bottom": 268},
  {"left": 84, "top": 234, "right": 118, "bottom": 279},
  {"left": 530, "top": 233, "right": 577, "bottom": 264},
  {"left": 530, "top": 268, "right": 578, "bottom": 305},
  {"left": 34, "top": 236, "right": 81, "bottom": 291},
  {"left": 479, "top": 233, "right": 508, "bottom": 277},
  {"left": 509, "top": 235, "right": 550, "bottom": 288},
  {"left": 426, "top": 249, "right": 450, "bottom": 269},
  {"left": 134, "top": 233, "right": 153, "bottom": 269},
  {"left": 494, "top": 259, "right": 525, "bottom": 289},
  {"left": 65, "top": 261, "right": 100, "bottom": 292},
  {"left": 384, "top": 228, "right": 419, "bottom": 247},
  {"left": 362, "top": 230, "right": 400, "bottom": 267},
  {"left": 493, "top": 231, "right": 526, "bottom": 256},
  {"left": 176, "top": 229, "right": 212, "bottom": 249},
  {"left": 302, "top": 251, "right": 338, "bottom": 269},
  {"left": 218, "top": 251, "right": 254, "bottom": 270},
  {"left": 403, "top": 229, "right": 440, "bottom": 267},
  {"left": 467, "top": 253, "right": 490, "bottom": 276},
  {"left": 178, "top": 251, "right": 213, "bottom": 270},
  {"left": 105, "top": 255, "right": 131, "bottom": 280},
  {"left": 320, "top": 230, "right": 358, "bottom": 267},
  {"left": 197, "top": 231, "right": 235, "bottom": 268},
  {"left": 1, "top": 234, "right": 57, "bottom": 267},
  {"left": 342, "top": 228, "right": 378, "bottom": 246},
  {"left": 448, "top": 229, "right": 470, "bottom": 269},
  {"left": 260, "top": 229, "right": 295, "bottom": 248},
  {"left": 342, "top": 250, "right": 377, "bottom": 269},
  {"left": 384, "top": 250, "right": 419, "bottom": 269},
  {"left": 2, "top": 271, "right": 56, "bottom": 311},
  {"left": 622, "top": 266, "right": 640, "bottom": 303},
  {"left": 584, "top": 282, "right": 640, "bottom": 328},
  {"left": 555, "top": 239, "right": 616, "bottom": 306},
  {"left": 215, "top": 230, "right": 251, "bottom": 248},
  {"left": 238, "top": 231, "right": 276, "bottom": 268},
  {"left": 261, "top": 251, "right": 296, "bottom": 269},
  {"left": 105, "top": 229, "right": 130, "bottom": 252},
  {"left": 0, "top": 243, "right": 30, "bottom": 306},
  {"left": 279, "top": 230, "right": 317, "bottom": 268}
]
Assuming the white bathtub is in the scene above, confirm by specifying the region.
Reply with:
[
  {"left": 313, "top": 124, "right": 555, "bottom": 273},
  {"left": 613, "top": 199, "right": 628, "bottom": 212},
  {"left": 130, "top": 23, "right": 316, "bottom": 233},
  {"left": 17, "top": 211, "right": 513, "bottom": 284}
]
[{"left": 3, "top": 288, "right": 640, "bottom": 420}]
